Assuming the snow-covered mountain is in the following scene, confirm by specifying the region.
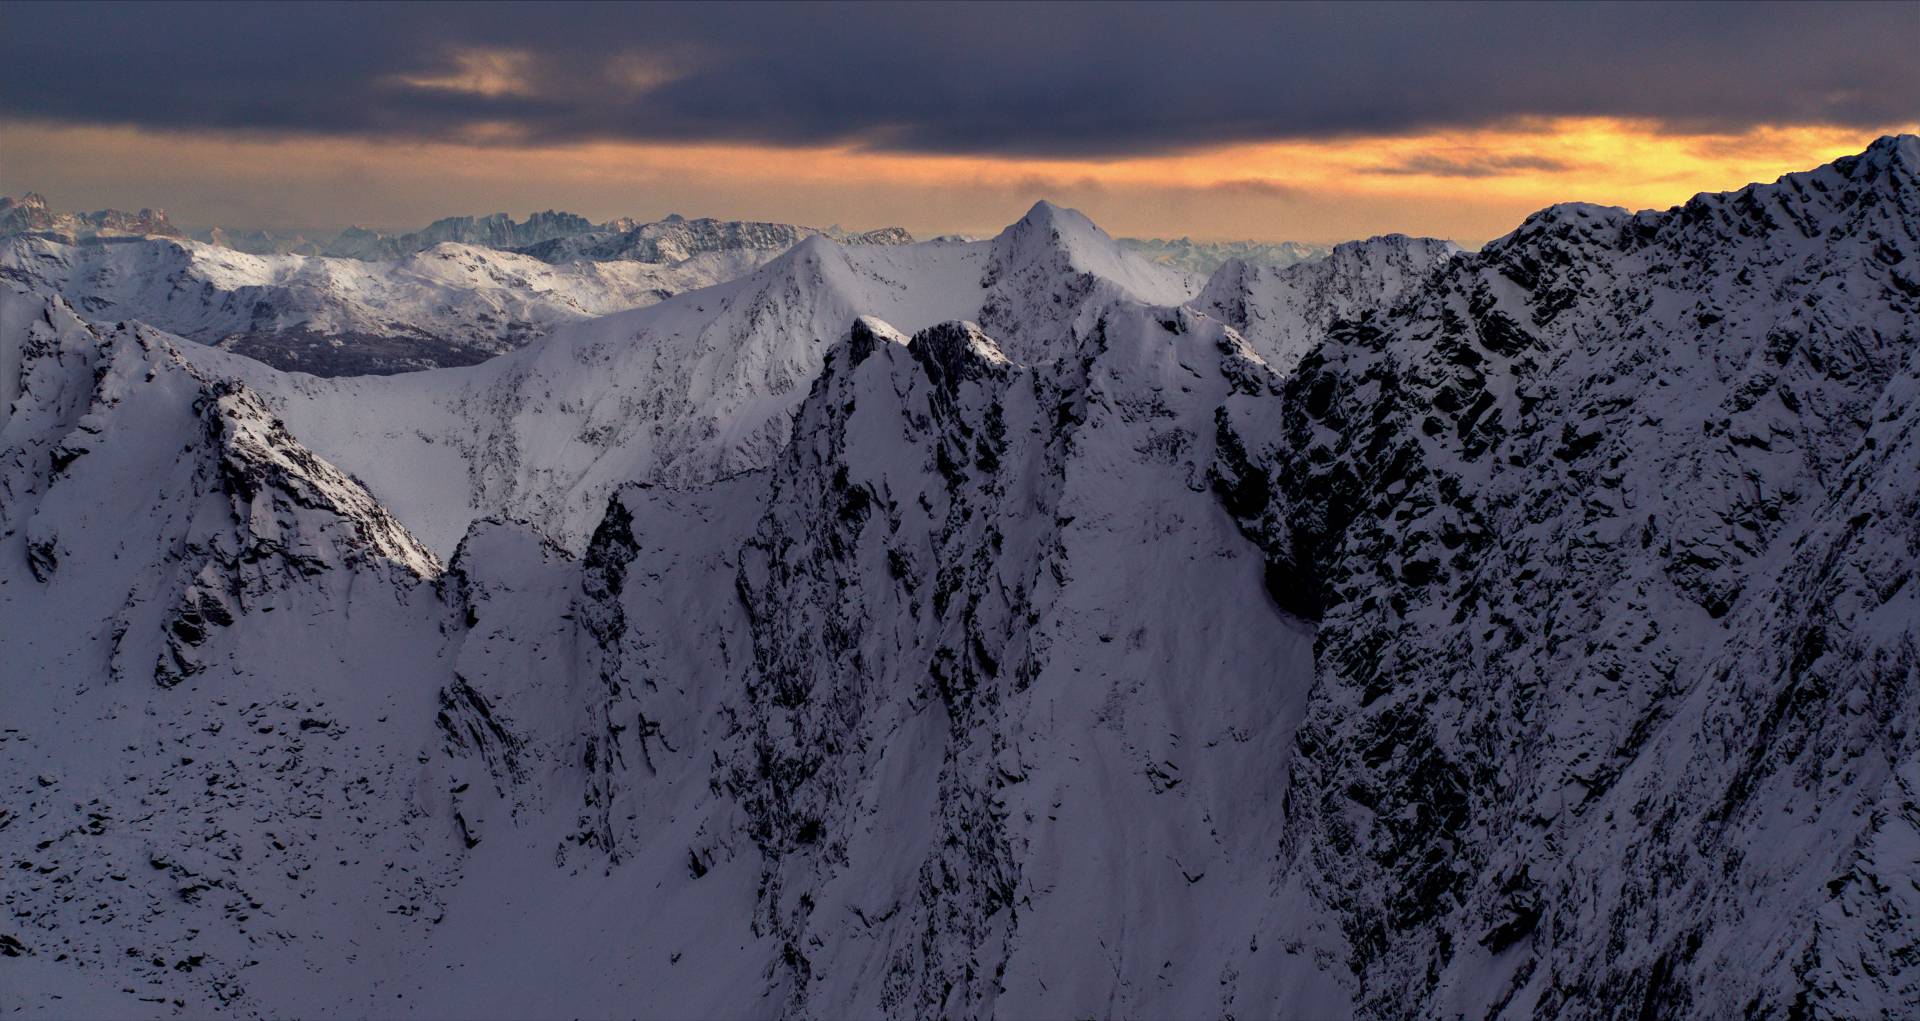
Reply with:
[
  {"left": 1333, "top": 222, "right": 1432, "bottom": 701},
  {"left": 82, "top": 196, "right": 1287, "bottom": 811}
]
[
  {"left": 1217, "top": 134, "right": 1920, "bottom": 1019},
  {"left": 3, "top": 137, "right": 1916, "bottom": 1019},
  {"left": 0, "top": 235, "right": 774, "bottom": 375},
  {"left": 1120, "top": 235, "right": 1336, "bottom": 274},
  {"left": 148, "top": 202, "right": 1203, "bottom": 554},
  {"left": 4, "top": 209, "right": 920, "bottom": 376}
]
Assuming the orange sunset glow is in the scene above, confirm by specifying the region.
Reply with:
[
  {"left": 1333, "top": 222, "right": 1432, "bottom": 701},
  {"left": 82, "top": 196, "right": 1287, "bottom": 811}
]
[{"left": 5, "top": 117, "right": 1911, "bottom": 246}]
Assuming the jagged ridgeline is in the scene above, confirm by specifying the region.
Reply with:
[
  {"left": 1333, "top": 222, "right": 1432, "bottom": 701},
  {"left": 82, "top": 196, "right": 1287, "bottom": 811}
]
[{"left": 2, "top": 137, "right": 1916, "bottom": 1018}]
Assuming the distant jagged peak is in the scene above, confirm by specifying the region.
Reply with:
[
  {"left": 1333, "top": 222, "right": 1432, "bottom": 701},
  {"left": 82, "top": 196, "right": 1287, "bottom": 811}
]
[
  {"left": 831, "top": 224, "right": 916, "bottom": 246},
  {"left": 1192, "top": 230, "right": 1460, "bottom": 371},
  {"left": 0, "top": 192, "right": 185, "bottom": 241},
  {"left": 420, "top": 207, "right": 597, "bottom": 236},
  {"left": 510, "top": 213, "right": 913, "bottom": 265},
  {"left": 1118, "top": 234, "right": 1336, "bottom": 275}
]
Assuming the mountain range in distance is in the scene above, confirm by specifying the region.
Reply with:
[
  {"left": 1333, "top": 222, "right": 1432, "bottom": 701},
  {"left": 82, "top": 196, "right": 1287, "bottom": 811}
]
[
  {"left": 1, "top": 196, "right": 1351, "bottom": 376},
  {"left": 4, "top": 191, "right": 1334, "bottom": 273}
]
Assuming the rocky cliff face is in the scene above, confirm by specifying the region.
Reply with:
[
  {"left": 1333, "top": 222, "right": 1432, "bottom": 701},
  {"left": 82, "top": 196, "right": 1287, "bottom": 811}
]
[
  {"left": 2, "top": 140, "right": 1916, "bottom": 1019},
  {"left": 716, "top": 306, "right": 1347, "bottom": 1016},
  {"left": 1212, "top": 133, "right": 1920, "bottom": 1018}
]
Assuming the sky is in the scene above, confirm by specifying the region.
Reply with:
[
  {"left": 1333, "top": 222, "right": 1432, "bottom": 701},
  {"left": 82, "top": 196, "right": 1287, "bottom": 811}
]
[{"left": 1, "top": 1, "right": 1915, "bottom": 245}]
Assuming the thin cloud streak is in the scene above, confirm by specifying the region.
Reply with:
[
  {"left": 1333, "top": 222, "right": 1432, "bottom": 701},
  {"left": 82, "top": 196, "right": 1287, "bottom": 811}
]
[{"left": 1362, "top": 154, "right": 1575, "bottom": 178}]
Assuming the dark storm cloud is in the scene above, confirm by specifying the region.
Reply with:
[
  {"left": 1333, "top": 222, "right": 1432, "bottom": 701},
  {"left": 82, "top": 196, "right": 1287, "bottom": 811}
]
[{"left": 1, "top": 1, "right": 1913, "bottom": 156}]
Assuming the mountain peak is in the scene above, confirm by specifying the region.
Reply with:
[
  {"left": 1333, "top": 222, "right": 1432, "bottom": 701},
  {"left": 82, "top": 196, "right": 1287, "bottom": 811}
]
[
  {"left": 1019, "top": 197, "right": 1067, "bottom": 219},
  {"left": 1841, "top": 132, "right": 1918, "bottom": 183},
  {"left": 1011, "top": 198, "right": 1101, "bottom": 240},
  {"left": 1863, "top": 132, "right": 1919, "bottom": 163},
  {"left": 788, "top": 231, "right": 843, "bottom": 259},
  {"left": 987, "top": 199, "right": 1194, "bottom": 310}
]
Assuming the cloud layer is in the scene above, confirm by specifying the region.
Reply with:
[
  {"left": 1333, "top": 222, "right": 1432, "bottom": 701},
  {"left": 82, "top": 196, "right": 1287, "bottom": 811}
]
[{"left": 3, "top": 1, "right": 1913, "bottom": 157}]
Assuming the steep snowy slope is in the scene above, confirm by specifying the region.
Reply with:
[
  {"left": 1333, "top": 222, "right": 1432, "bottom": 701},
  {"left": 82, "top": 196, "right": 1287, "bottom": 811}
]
[
  {"left": 0, "top": 235, "right": 771, "bottom": 375},
  {"left": 0, "top": 301, "right": 460, "bottom": 1016},
  {"left": 710, "top": 309, "right": 1348, "bottom": 1017},
  {"left": 1, "top": 286, "right": 1311, "bottom": 1019}
]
